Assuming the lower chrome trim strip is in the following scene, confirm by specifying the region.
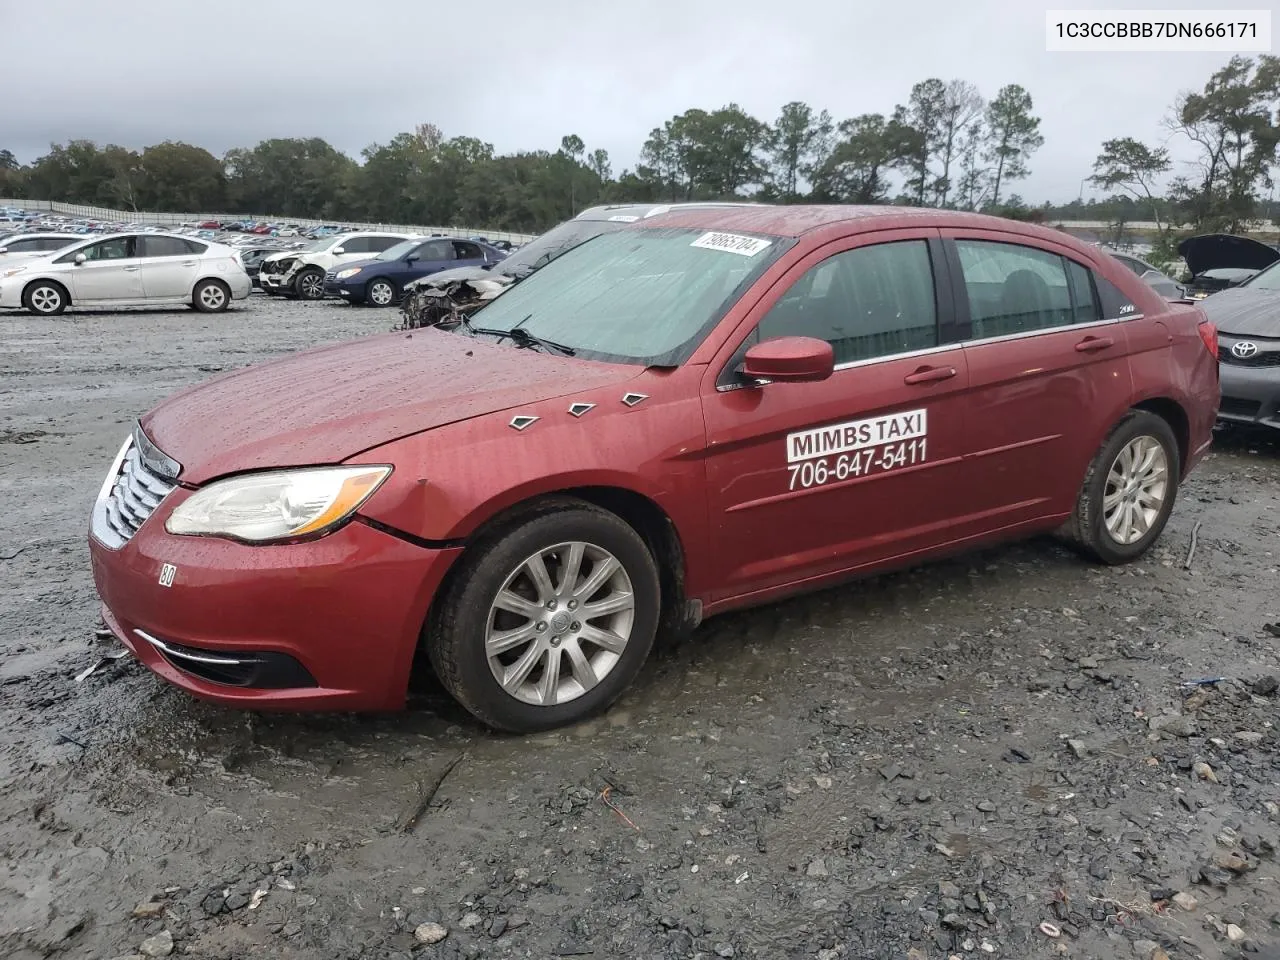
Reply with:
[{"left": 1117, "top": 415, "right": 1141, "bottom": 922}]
[{"left": 133, "top": 629, "right": 260, "bottom": 666}]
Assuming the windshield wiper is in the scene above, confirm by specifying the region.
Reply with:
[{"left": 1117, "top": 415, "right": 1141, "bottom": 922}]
[{"left": 464, "top": 315, "right": 576, "bottom": 356}]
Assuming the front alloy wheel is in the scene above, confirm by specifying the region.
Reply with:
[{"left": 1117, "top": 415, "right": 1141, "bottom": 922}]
[
  {"left": 24, "top": 282, "right": 67, "bottom": 316},
  {"left": 486, "top": 542, "right": 635, "bottom": 706},
  {"left": 296, "top": 269, "right": 324, "bottom": 300},
  {"left": 428, "top": 500, "right": 660, "bottom": 732},
  {"left": 367, "top": 278, "right": 395, "bottom": 307}
]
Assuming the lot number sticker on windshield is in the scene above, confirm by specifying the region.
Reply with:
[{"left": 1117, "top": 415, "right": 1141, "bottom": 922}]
[
  {"left": 690, "top": 232, "right": 773, "bottom": 257},
  {"left": 786, "top": 409, "right": 927, "bottom": 491}
]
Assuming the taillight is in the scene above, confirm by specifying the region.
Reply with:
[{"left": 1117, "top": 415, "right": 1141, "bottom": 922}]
[{"left": 1198, "top": 320, "right": 1218, "bottom": 360}]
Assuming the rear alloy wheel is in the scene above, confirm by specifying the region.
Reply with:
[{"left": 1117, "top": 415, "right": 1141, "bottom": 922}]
[
  {"left": 23, "top": 281, "right": 68, "bottom": 316},
  {"left": 428, "top": 501, "right": 660, "bottom": 732},
  {"left": 295, "top": 268, "right": 325, "bottom": 300},
  {"left": 1062, "top": 410, "right": 1180, "bottom": 564},
  {"left": 192, "top": 279, "right": 230, "bottom": 313},
  {"left": 366, "top": 278, "right": 396, "bottom": 307}
]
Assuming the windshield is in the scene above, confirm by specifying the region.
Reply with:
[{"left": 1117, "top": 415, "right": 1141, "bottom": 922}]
[
  {"left": 493, "top": 219, "right": 633, "bottom": 279},
  {"left": 304, "top": 237, "right": 333, "bottom": 252},
  {"left": 378, "top": 239, "right": 420, "bottom": 261},
  {"left": 1244, "top": 259, "right": 1280, "bottom": 290},
  {"left": 467, "top": 227, "right": 789, "bottom": 365}
]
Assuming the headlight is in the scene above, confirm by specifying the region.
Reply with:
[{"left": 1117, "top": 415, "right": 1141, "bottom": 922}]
[
  {"left": 335, "top": 267, "right": 362, "bottom": 280},
  {"left": 165, "top": 465, "right": 391, "bottom": 543}
]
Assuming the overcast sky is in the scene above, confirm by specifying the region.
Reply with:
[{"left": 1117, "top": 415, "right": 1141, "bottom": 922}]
[{"left": 0, "top": 0, "right": 1258, "bottom": 203}]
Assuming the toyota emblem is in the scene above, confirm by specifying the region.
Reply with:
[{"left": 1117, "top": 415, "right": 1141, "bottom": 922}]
[{"left": 1230, "top": 341, "right": 1259, "bottom": 359}]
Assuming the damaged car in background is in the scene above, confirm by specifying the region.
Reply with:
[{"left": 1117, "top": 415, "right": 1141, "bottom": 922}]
[
  {"left": 258, "top": 232, "right": 414, "bottom": 300},
  {"left": 323, "top": 237, "right": 508, "bottom": 307},
  {"left": 1103, "top": 248, "right": 1188, "bottom": 301},
  {"left": 1179, "top": 233, "right": 1280, "bottom": 299},
  {"left": 1199, "top": 258, "right": 1280, "bottom": 431},
  {"left": 397, "top": 201, "right": 759, "bottom": 328}
]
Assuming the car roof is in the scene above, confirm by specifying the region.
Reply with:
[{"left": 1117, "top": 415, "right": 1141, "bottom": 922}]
[
  {"left": 634, "top": 204, "right": 1095, "bottom": 247},
  {"left": 572, "top": 201, "right": 762, "bottom": 223},
  {"left": 332, "top": 231, "right": 417, "bottom": 239}
]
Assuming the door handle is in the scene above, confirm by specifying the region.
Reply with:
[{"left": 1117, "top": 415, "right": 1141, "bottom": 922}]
[
  {"left": 123, "top": 266, "right": 139, "bottom": 272},
  {"left": 1075, "top": 336, "right": 1114, "bottom": 353},
  {"left": 181, "top": 261, "right": 197, "bottom": 266},
  {"left": 903, "top": 365, "right": 957, "bottom": 385}
]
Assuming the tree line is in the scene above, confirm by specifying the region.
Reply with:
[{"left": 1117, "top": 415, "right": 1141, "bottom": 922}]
[
  {"left": 0, "top": 56, "right": 1276, "bottom": 241},
  {"left": 0, "top": 77, "right": 1043, "bottom": 230}
]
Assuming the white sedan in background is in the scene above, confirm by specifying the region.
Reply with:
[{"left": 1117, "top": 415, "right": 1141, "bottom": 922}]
[{"left": 0, "top": 233, "right": 252, "bottom": 315}]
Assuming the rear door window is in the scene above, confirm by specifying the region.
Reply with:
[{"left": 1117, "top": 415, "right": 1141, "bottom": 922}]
[
  {"left": 453, "top": 241, "right": 483, "bottom": 260},
  {"left": 338, "top": 237, "right": 371, "bottom": 254},
  {"left": 757, "top": 239, "right": 938, "bottom": 365},
  {"left": 141, "top": 236, "right": 194, "bottom": 257},
  {"left": 956, "top": 241, "right": 1101, "bottom": 338},
  {"left": 417, "top": 240, "right": 455, "bottom": 261},
  {"left": 366, "top": 236, "right": 403, "bottom": 253}
]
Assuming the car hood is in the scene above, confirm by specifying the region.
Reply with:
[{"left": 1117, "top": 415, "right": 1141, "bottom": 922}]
[
  {"left": 404, "top": 264, "right": 512, "bottom": 293},
  {"left": 1197, "top": 287, "right": 1280, "bottom": 337},
  {"left": 1177, "top": 234, "right": 1280, "bottom": 276},
  {"left": 141, "top": 328, "right": 641, "bottom": 484},
  {"left": 333, "top": 257, "right": 384, "bottom": 274}
]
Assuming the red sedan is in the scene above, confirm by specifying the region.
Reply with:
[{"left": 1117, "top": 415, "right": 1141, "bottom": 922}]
[{"left": 88, "top": 206, "right": 1220, "bottom": 731}]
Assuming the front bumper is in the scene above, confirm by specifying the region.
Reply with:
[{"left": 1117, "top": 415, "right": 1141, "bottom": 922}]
[
  {"left": 0, "top": 275, "right": 26, "bottom": 308},
  {"left": 258, "top": 272, "right": 294, "bottom": 295},
  {"left": 1218, "top": 361, "right": 1280, "bottom": 429},
  {"left": 89, "top": 491, "right": 462, "bottom": 711},
  {"left": 323, "top": 279, "right": 360, "bottom": 300}
]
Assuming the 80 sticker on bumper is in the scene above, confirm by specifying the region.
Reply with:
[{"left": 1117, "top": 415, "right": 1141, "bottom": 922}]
[{"left": 786, "top": 409, "right": 928, "bottom": 491}]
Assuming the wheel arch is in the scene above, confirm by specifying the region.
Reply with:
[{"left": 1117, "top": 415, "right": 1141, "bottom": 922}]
[
  {"left": 1130, "top": 396, "right": 1190, "bottom": 475},
  {"left": 424, "top": 484, "right": 699, "bottom": 659},
  {"left": 22, "top": 276, "right": 72, "bottom": 304},
  {"left": 192, "top": 274, "right": 232, "bottom": 293}
]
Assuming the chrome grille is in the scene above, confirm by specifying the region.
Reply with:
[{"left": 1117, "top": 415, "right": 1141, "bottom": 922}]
[
  {"left": 324, "top": 270, "right": 337, "bottom": 281},
  {"left": 92, "top": 434, "right": 177, "bottom": 549}
]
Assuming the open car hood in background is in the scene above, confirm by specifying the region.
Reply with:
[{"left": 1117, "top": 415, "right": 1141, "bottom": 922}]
[{"left": 1177, "top": 234, "right": 1280, "bottom": 276}]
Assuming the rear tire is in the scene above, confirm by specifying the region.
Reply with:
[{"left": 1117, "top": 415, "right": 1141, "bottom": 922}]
[
  {"left": 295, "top": 268, "right": 325, "bottom": 300},
  {"left": 1062, "top": 410, "right": 1180, "bottom": 565},
  {"left": 427, "top": 499, "right": 660, "bottom": 732},
  {"left": 22, "top": 280, "right": 68, "bottom": 316},
  {"left": 192, "top": 279, "right": 231, "bottom": 313}
]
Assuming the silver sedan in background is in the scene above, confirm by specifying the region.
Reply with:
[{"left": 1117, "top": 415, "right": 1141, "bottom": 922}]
[{"left": 0, "top": 233, "right": 252, "bottom": 315}]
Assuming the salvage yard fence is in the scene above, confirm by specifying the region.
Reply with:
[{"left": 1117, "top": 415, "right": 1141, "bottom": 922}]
[{"left": 0, "top": 199, "right": 539, "bottom": 244}]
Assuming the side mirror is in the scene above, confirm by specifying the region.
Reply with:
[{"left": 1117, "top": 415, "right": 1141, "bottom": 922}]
[
  {"left": 741, "top": 336, "right": 834, "bottom": 384},
  {"left": 74, "top": 252, "right": 87, "bottom": 265},
  {"left": 331, "top": 247, "right": 345, "bottom": 256},
  {"left": 405, "top": 254, "right": 420, "bottom": 263}
]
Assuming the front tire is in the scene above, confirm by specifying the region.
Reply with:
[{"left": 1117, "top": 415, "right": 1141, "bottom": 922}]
[
  {"left": 192, "top": 279, "right": 231, "bottom": 313},
  {"left": 1063, "top": 411, "right": 1180, "bottom": 565},
  {"left": 23, "top": 280, "right": 68, "bottom": 316},
  {"left": 366, "top": 278, "right": 397, "bottom": 307},
  {"left": 428, "top": 500, "right": 660, "bottom": 732},
  {"left": 295, "top": 268, "right": 325, "bottom": 300}
]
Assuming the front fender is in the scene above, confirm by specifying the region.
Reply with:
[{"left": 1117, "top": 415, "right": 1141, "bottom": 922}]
[{"left": 349, "top": 376, "right": 716, "bottom": 597}]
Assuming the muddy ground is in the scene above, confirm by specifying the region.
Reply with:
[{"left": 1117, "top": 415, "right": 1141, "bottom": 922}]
[{"left": 1, "top": 295, "right": 1278, "bottom": 960}]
